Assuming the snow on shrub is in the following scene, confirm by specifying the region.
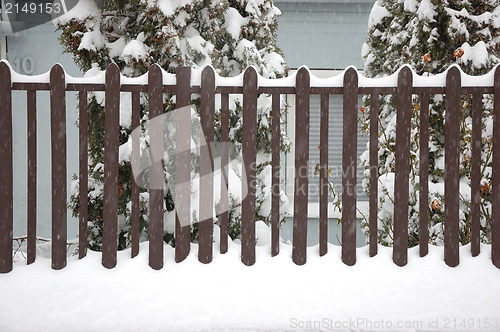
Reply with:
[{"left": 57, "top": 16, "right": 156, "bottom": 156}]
[
  {"left": 58, "top": 0, "right": 291, "bottom": 250},
  {"left": 358, "top": 0, "right": 499, "bottom": 247}
]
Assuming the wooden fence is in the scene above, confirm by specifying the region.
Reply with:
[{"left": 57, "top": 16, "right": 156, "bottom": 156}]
[{"left": 1, "top": 62, "right": 499, "bottom": 273}]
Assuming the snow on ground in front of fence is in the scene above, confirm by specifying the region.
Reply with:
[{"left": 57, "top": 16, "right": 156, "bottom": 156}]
[{"left": 1, "top": 238, "right": 500, "bottom": 332}]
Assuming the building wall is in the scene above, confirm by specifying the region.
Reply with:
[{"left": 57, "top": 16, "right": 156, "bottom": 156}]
[
  {"left": 276, "top": 1, "right": 373, "bottom": 202},
  {"left": 5, "top": 22, "right": 81, "bottom": 239},
  {"left": 275, "top": 1, "right": 374, "bottom": 246},
  {"left": 276, "top": 0, "right": 374, "bottom": 70}
]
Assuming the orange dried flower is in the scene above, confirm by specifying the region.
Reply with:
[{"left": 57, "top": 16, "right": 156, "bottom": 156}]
[
  {"left": 481, "top": 181, "right": 490, "bottom": 196},
  {"left": 314, "top": 163, "right": 320, "bottom": 175},
  {"left": 360, "top": 106, "right": 365, "bottom": 113},
  {"left": 453, "top": 47, "right": 464, "bottom": 59},
  {"left": 423, "top": 52, "right": 432, "bottom": 63},
  {"left": 314, "top": 164, "right": 332, "bottom": 176},
  {"left": 430, "top": 198, "right": 440, "bottom": 211},
  {"left": 119, "top": 183, "right": 124, "bottom": 196}
]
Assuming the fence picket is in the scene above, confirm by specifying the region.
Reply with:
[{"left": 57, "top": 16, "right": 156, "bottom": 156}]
[
  {"left": 444, "top": 66, "right": 460, "bottom": 267},
  {"left": 0, "top": 62, "right": 12, "bottom": 273},
  {"left": 175, "top": 67, "right": 191, "bottom": 263},
  {"left": 393, "top": 66, "right": 412, "bottom": 267},
  {"left": 319, "top": 94, "right": 329, "bottom": 256},
  {"left": 103, "top": 64, "right": 120, "bottom": 269},
  {"left": 131, "top": 91, "right": 140, "bottom": 258},
  {"left": 492, "top": 66, "right": 500, "bottom": 269},
  {"left": 27, "top": 90, "right": 37, "bottom": 264},
  {"left": 199, "top": 66, "right": 215, "bottom": 264},
  {"left": 220, "top": 93, "right": 229, "bottom": 254},
  {"left": 369, "top": 94, "right": 379, "bottom": 257},
  {"left": 79, "top": 90, "right": 88, "bottom": 259},
  {"left": 148, "top": 64, "right": 164, "bottom": 270},
  {"left": 50, "top": 64, "right": 67, "bottom": 270},
  {"left": 272, "top": 93, "right": 281, "bottom": 256},
  {"left": 342, "top": 67, "right": 358, "bottom": 266},
  {"left": 242, "top": 67, "right": 258, "bottom": 266},
  {"left": 419, "top": 94, "right": 430, "bottom": 257},
  {"left": 471, "top": 93, "right": 482, "bottom": 257},
  {"left": 293, "top": 67, "right": 310, "bottom": 265}
]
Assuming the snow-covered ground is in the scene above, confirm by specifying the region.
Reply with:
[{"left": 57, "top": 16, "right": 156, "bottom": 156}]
[{"left": 1, "top": 236, "right": 499, "bottom": 332}]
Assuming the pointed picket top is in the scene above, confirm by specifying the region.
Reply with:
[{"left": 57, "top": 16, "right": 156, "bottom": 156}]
[
  {"left": 106, "top": 62, "right": 120, "bottom": 76},
  {"left": 244, "top": 65, "right": 258, "bottom": 84},
  {"left": 201, "top": 65, "right": 216, "bottom": 87},
  {"left": 50, "top": 63, "right": 66, "bottom": 85},
  {"left": 0, "top": 60, "right": 11, "bottom": 77}
]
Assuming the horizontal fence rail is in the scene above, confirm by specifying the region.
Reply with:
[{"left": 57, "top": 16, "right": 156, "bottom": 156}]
[{"left": 1, "top": 61, "right": 500, "bottom": 273}]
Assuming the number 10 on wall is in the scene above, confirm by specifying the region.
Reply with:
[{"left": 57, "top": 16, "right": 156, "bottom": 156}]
[{"left": 13, "top": 57, "right": 35, "bottom": 75}]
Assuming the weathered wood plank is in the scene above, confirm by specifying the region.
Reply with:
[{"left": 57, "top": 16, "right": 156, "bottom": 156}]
[
  {"left": 78, "top": 90, "right": 88, "bottom": 259},
  {"left": 444, "top": 66, "right": 460, "bottom": 268},
  {"left": 103, "top": 64, "right": 120, "bottom": 269},
  {"left": 470, "top": 93, "right": 482, "bottom": 257},
  {"left": 27, "top": 90, "right": 37, "bottom": 264},
  {"left": 242, "top": 67, "right": 258, "bottom": 266},
  {"left": 419, "top": 94, "right": 430, "bottom": 257},
  {"left": 272, "top": 93, "right": 281, "bottom": 257},
  {"left": 0, "top": 62, "right": 13, "bottom": 273},
  {"left": 342, "top": 67, "right": 358, "bottom": 266},
  {"left": 319, "top": 93, "right": 329, "bottom": 257},
  {"left": 50, "top": 64, "right": 67, "bottom": 270},
  {"left": 199, "top": 66, "right": 215, "bottom": 264},
  {"left": 148, "top": 64, "right": 164, "bottom": 270},
  {"left": 492, "top": 66, "right": 500, "bottom": 268},
  {"left": 175, "top": 67, "right": 191, "bottom": 263},
  {"left": 293, "top": 68, "right": 310, "bottom": 265},
  {"left": 220, "top": 93, "right": 229, "bottom": 254},
  {"left": 393, "top": 66, "right": 412, "bottom": 267},
  {"left": 131, "top": 91, "right": 140, "bottom": 258},
  {"left": 369, "top": 94, "right": 379, "bottom": 257}
]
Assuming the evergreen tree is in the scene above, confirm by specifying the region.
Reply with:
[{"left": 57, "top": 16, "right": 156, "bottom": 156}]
[
  {"left": 360, "top": 0, "right": 500, "bottom": 246},
  {"left": 56, "top": 0, "right": 291, "bottom": 250}
]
